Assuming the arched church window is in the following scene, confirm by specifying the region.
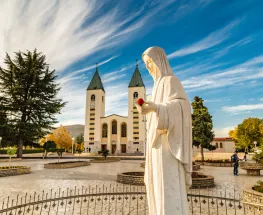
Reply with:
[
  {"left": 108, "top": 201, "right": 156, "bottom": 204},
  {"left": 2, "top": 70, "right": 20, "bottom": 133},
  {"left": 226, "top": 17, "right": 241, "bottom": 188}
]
[
  {"left": 220, "top": 142, "right": 223, "bottom": 148},
  {"left": 102, "top": 123, "right": 108, "bottom": 138},
  {"left": 133, "top": 92, "right": 138, "bottom": 99},
  {"left": 91, "top": 94, "right": 95, "bottom": 101},
  {"left": 121, "top": 123, "right": 127, "bottom": 137},
  {"left": 215, "top": 142, "right": 218, "bottom": 148},
  {"left": 112, "top": 121, "right": 117, "bottom": 134}
]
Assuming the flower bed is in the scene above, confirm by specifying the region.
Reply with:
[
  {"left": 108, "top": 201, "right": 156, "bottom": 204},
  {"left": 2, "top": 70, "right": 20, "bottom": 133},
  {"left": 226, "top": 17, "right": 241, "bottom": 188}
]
[
  {"left": 0, "top": 166, "right": 31, "bottom": 177},
  {"left": 191, "top": 172, "right": 215, "bottom": 189},
  {"left": 117, "top": 172, "right": 145, "bottom": 186},
  {"left": 90, "top": 157, "right": 121, "bottom": 163},
  {"left": 44, "top": 161, "right": 90, "bottom": 169},
  {"left": 195, "top": 159, "right": 233, "bottom": 167}
]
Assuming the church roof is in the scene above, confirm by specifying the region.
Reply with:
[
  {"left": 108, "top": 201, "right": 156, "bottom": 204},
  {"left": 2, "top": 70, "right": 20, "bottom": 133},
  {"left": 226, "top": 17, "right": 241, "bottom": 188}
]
[
  {"left": 128, "top": 65, "right": 145, "bottom": 88},
  {"left": 87, "top": 67, "right": 105, "bottom": 92}
]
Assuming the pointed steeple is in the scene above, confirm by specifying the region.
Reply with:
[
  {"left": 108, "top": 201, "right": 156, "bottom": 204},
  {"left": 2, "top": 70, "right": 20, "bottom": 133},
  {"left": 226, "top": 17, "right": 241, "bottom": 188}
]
[
  {"left": 87, "top": 64, "right": 105, "bottom": 92},
  {"left": 128, "top": 62, "right": 145, "bottom": 88}
]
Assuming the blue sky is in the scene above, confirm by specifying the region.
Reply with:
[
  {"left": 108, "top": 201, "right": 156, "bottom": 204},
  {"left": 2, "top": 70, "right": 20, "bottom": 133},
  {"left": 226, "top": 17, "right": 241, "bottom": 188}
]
[{"left": 0, "top": 0, "right": 263, "bottom": 136}]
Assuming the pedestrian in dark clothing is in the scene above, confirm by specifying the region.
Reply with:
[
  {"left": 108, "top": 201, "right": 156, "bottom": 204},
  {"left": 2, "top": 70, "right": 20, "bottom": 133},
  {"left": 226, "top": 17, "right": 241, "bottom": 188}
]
[
  {"left": 231, "top": 151, "right": 239, "bottom": 176},
  {"left": 88, "top": 147, "right": 91, "bottom": 153}
]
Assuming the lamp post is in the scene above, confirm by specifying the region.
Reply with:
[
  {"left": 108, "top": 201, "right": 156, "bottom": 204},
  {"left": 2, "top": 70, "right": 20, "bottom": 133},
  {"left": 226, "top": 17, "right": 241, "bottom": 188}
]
[{"left": 72, "top": 137, "right": 75, "bottom": 155}]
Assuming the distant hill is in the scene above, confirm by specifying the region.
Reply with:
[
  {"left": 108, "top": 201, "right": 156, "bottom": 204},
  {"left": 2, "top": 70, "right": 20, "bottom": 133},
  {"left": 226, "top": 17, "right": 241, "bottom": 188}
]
[{"left": 64, "top": 124, "right": 84, "bottom": 137}]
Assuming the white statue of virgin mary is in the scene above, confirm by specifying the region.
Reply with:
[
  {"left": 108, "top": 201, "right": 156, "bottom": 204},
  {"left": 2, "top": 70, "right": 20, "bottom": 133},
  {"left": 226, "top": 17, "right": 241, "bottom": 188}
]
[{"left": 135, "top": 47, "right": 192, "bottom": 215}]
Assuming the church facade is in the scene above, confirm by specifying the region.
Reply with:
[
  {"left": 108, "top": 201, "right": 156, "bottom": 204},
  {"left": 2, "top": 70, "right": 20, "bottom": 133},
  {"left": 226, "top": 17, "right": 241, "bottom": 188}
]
[{"left": 84, "top": 64, "right": 146, "bottom": 154}]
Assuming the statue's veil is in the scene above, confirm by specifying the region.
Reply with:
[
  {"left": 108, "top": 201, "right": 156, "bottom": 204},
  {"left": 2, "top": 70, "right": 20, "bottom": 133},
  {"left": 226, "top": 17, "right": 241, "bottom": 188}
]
[{"left": 142, "top": 46, "right": 188, "bottom": 101}]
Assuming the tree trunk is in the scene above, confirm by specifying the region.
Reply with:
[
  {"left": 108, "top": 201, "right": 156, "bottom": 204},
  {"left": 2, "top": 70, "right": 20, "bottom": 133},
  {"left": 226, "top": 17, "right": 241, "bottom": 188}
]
[
  {"left": 201, "top": 145, "right": 204, "bottom": 162},
  {"left": 17, "top": 139, "right": 23, "bottom": 158}
]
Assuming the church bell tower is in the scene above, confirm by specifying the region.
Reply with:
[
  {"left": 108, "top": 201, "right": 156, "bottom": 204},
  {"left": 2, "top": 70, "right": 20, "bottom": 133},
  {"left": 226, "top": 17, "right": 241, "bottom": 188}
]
[
  {"left": 127, "top": 63, "right": 146, "bottom": 153},
  {"left": 84, "top": 66, "right": 105, "bottom": 152}
]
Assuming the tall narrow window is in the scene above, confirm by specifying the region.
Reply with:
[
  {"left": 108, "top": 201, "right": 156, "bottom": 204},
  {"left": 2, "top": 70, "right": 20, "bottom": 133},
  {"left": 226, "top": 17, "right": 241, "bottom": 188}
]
[
  {"left": 215, "top": 142, "right": 219, "bottom": 148},
  {"left": 102, "top": 96, "right": 104, "bottom": 102},
  {"left": 133, "top": 92, "right": 138, "bottom": 99},
  {"left": 121, "top": 123, "right": 127, "bottom": 137},
  {"left": 91, "top": 94, "right": 95, "bottom": 101},
  {"left": 102, "top": 123, "right": 108, "bottom": 138},
  {"left": 112, "top": 120, "right": 117, "bottom": 134},
  {"left": 220, "top": 142, "right": 223, "bottom": 148}
]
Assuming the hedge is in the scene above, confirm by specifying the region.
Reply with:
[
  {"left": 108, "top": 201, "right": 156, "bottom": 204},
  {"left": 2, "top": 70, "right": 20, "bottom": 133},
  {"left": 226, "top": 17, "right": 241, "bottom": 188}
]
[{"left": 0, "top": 148, "right": 58, "bottom": 154}]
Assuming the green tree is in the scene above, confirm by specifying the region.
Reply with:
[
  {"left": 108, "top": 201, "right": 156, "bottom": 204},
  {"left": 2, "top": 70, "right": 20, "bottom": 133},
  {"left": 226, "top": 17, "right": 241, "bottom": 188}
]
[
  {"left": 43, "top": 140, "right": 56, "bottom": 158},
  {"left": 192, "top": 96, "right": 215, "bottom": 161},
  {"left": 7, "top": 147, "right": 17, "bottom": 167},
  {"left": 0, "top": 50, "right": 65, "bottom": 158},
  {"left": 75, "top": 134, "right": 84, "bottom": 144},
  {"left": 234, "top": 118, "right": 263, "bottom": 150}
]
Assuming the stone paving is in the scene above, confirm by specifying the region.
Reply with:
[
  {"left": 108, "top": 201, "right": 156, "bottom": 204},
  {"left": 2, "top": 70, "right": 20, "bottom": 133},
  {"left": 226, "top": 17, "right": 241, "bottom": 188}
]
[{"left": 0, "top": 159, "right": 262, "bottom": 201}]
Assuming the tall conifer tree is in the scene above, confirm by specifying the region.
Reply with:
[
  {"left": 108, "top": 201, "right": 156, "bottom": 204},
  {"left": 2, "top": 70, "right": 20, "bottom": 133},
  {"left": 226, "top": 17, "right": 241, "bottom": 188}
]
[
  {"left": 192, "top": 96, "right": 215, "bottom": 161},
  {"left": 0, "top": 50, "right": 65, "bottom": 157}
]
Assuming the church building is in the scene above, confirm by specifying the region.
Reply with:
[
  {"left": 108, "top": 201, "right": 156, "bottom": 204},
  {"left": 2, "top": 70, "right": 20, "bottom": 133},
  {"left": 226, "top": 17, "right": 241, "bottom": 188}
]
[{"left": 84, "top": 64, "right": 146, "bottom": 154}]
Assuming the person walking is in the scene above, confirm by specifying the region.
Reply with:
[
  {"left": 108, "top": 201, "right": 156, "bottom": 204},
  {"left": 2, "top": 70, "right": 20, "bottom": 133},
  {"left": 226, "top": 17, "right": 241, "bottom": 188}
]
[{"left": 231, "top": 151, "right": 239, "bottom": 176}]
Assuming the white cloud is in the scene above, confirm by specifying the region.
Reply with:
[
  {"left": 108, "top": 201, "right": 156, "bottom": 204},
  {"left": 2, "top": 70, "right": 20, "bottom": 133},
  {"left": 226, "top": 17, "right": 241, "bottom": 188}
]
[
  {"left": 168, "top": 19, "right": 240, "bottom": 59},
  {"left": 222, "top": 103, "right": 263, "bottom": 113},
  {"left": 213, "top": 126, "right": 235, "bottom": 137},
  {"left": 182, "top": 54, "right": 263, "bottom": 91},
  {"left": 0, "top": 0, "right": 174, "bottom": 71},
  {"left": 57, "top": 55, "right": 119, "bottom": 85}
]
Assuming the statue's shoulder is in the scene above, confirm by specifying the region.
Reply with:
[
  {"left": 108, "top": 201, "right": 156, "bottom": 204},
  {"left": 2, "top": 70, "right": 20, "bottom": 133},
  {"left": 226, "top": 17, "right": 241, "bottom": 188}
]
[{"left": 162, "top": 75, "right": 179, "bottom": 84}]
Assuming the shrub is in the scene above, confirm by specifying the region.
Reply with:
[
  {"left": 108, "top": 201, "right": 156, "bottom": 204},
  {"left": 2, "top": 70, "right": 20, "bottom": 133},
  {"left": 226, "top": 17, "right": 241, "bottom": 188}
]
[
  {"left": 98, "top": 149, "right": 110, "bottom": 159},
  {"left": 253, "top": 180, "right": 263, "bottom": 193}
]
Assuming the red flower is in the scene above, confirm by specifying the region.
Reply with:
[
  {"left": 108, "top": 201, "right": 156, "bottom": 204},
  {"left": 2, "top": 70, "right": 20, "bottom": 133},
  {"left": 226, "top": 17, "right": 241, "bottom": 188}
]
[{"left": 137, "top": 98, "right": 145, "bottom": 106}]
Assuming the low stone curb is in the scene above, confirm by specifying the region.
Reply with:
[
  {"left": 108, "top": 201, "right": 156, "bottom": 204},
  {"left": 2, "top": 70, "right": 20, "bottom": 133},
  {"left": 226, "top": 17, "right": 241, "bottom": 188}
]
[
  {"left": 0, "top": 158, "right": 23, "bottom": 162},
  {"left": 90, "top": 158, "right": 120, "bottom": 163},
  {"left": 191, "top": 172, "right": 215, "bottom": 189},
  {"left": 243, "top": 187, "right": 263, "bottom": 210},
  {"left": 117, "top": 172, "right": 145, "bottom": 186},
  {"left": 0, "top": 166, "right": 31, "bottom": 177},
  {"left": 44, "top": 161, "right": 90, "bottom": 169}
]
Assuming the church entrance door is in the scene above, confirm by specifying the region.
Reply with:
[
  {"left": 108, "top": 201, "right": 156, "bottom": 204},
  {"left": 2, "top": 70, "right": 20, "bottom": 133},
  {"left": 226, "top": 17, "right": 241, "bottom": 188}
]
[
  {"left": 111, "top": 144, "right": 116, "bottom": 154},
  {"left": 121, "top": 144, "right": 126, "bottom": 153}
]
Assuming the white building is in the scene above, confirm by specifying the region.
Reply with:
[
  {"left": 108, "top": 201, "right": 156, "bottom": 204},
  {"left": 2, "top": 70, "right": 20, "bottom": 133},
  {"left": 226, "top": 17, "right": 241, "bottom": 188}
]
[{"left": 84, "top": 64, "right": 146, "bottom": 154}]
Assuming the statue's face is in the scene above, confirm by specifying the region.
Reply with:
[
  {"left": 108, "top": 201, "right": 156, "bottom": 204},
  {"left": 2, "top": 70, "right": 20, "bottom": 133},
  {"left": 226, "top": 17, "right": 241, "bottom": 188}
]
[{"left": 143, "top": 55, "right": 154, "bottom": 75}]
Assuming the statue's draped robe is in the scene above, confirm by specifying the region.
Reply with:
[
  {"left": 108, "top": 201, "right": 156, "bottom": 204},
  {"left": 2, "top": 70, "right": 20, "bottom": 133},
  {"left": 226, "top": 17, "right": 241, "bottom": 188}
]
[{"left": 145, "top": 75, "right": 192, "bottom": 215}]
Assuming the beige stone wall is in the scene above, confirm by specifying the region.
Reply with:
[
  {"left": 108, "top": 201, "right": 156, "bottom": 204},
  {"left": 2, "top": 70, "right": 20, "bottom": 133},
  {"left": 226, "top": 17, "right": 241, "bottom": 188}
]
[
  {"left": 193, "top": 140, "right": 236, "bottom": 154},
  {"left": 193, "top": 152, "right": 246, "bottom": 160},
  {"left": 100, "top": 115, "right": 128, "bottom": 153}
]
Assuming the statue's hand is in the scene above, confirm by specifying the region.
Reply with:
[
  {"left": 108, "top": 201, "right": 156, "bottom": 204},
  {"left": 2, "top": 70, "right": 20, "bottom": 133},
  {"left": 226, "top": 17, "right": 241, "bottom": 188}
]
[{"left": 141, "top": 101, "right": 158, "bottom": 114}]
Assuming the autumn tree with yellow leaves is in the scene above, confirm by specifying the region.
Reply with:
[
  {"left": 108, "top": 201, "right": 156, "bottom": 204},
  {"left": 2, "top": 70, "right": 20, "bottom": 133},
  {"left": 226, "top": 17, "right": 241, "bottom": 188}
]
[
  {"left": 52, "top": 126, "right": 72, "bottom": 150},
  {"left": 39, "top": 126, "right": 72, "bottom": 151}
]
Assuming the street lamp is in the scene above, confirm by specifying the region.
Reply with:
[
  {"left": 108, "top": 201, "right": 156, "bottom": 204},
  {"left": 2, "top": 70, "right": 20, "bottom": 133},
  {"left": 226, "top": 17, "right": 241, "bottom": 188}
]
[{"left": 72, "top": 137, "right": 75, "bottom": 155}]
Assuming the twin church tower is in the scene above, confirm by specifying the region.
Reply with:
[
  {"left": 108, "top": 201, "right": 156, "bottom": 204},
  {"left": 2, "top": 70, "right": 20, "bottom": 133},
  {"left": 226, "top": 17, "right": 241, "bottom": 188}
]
[{"left": 84, "top": 64, "right": 146, "bottom": 154}]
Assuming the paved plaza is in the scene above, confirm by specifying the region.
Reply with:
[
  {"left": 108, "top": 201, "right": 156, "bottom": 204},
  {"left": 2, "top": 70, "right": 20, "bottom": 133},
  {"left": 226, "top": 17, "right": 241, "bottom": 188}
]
[{"left": 0, "top": 159, "right": 261, "bottom": 200}]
